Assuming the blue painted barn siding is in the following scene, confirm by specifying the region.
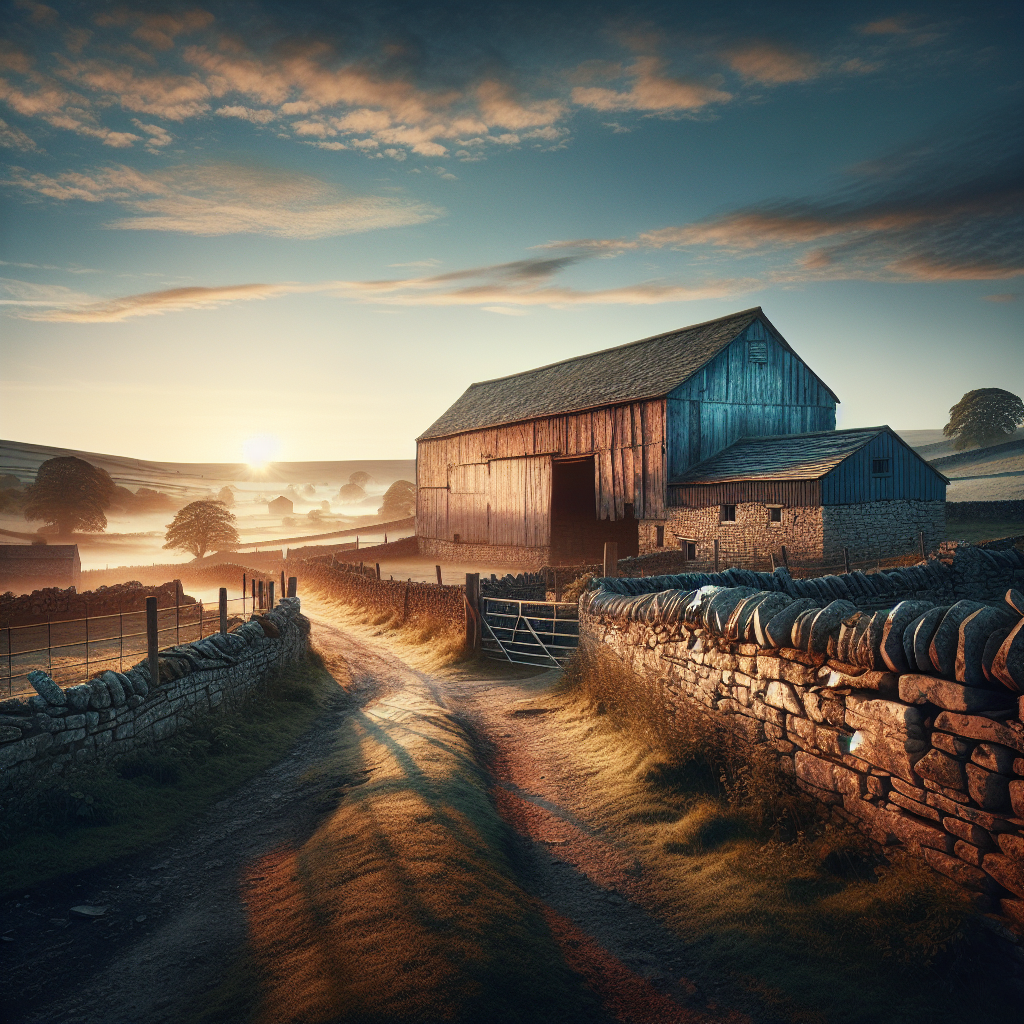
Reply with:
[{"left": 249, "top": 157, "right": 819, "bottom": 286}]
[
  {"left": 820, "top": 431, "right": 946, "bottom": 504},
  {"left": 666, "top": 318, "right": 836, "bottom": 480}
]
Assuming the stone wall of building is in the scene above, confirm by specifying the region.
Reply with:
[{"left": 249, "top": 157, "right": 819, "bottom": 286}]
[
  {"left": 822, "top": 501, "right": 946, "bottom": 561},
  {"left": 419, "top": 535, "right": 550, "bottom": 569},
  {"left": 0, "top": 598, "right": 310, "bottom": 796},
  {"left": 653, "top": 503, "right": 825, "bottom": 560},
  {"left": 648, "top": 499, "right": 947, "bottom": 563},
  {"left": 580, "top": 570, "right": 1024, "bottom": 925}
]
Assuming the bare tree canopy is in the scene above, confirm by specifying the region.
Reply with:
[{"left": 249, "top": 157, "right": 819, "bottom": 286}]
[
  {"left": 943, "top": 388, "right": 1024, "bottom": 450},
  {"left": 163, "top": 500, "right": 239, "bottom": 560},
  {"left": 378, "top": 479, "right": 415, "bottom": 519},
  {"left": 23, "top": 456, "right": 116, "bottom": 536}
]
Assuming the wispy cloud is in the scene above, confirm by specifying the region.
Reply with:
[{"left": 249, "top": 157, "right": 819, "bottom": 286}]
[
  {"left": 5, "top": 162, "right": 442, "bottom": 238},
  {"left": 540, "top": 114, "right": 1024, "bottom": 284},
  {"left": 0, "top": 116, "right": 39, "bottom": 150},
  {"left": 571, "top": 57, "right": 731, "bottom": 113},
  {"left": 723, "top": 42, "right": 820, "bottom": 84}
]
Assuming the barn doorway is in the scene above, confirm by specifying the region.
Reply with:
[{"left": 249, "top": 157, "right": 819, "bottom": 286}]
[{"left": 549, "top": 457, "right": 639, "bottom": 564}]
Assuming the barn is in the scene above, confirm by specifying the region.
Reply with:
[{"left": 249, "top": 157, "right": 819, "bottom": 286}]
[
  {"left": 0, "top": 543, "right": 81, "bottom": 590},
  {"left": 415, "top": 307, "right": 947, "bottom": 567},
  {"left": 267, "top": 496, "right": 293, "bottom": 515}
]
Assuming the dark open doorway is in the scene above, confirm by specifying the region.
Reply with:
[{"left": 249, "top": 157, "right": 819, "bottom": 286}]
[{"left": 550, "top": 457, "right": 639, "bottom": 564}]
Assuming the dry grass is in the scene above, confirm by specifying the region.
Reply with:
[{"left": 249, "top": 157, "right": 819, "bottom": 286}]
[
  {"left": 300, "top": 591, "right": 469, "bottom": 674},
  {"left": 549, "top": 644, "right": 1020, "bottom": 1024},
  {"left": 202, "top": 678, "right": 600, "bottom": 1024}
]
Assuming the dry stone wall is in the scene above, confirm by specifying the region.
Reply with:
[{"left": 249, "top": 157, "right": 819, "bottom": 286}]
[
  {"left": 0, "top": 598, "right": 310, "bottom": 796},
  {"left": 581, "top": 556, "right": 1024, "bottom": 927},
  {"left": 1, "top": 580, "right": 193, "bottom": 628}
]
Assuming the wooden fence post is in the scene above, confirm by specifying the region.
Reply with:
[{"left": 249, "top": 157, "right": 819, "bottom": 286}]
[
  {"left": 603, "top": 541, "right": 618, "bottom": 578},
  {"left": 219, "top": 588, "right": 227, "bottom": 634},
  {"left": 243, "top": 573, "right": 247, "bottom": 616},
  {"left": 403, "top": 581, "right": 410, "bottom": 623},
  {"left": 251, "top": 578, "right": 256, "bottom": 609},
  {"left": 288, "top": 576, "right": 297, "bottom": 597},
  {"left": 375, "top": 562, "right": 381, "bottom": 580},
  {"left": 781, "top": 544, "right": 789, "bottom": 568},
  {"left": 280, "top": 570, "right": 285, "bottom": 599},
  {"left": 436, "top": 564, "right": 442, "bottom": 585},
  {"left": 713, "top": 539, "right": 720, "bottom": 573},
  {"left": 843, "top": 548, "right": 851, "bottom": 575},
  {"left": 465, "top": 572, "right": 480, "bottom": 651},
  {"left": 258, "top": 580, "right": 263, "bottom": 610},
  {"left": 268, "top": 581, "right": 275, "bottom": 610},
  {"left": 770, "top": 551, "right": 777, "bottom": 570},
  {"left": 146, "top": 596, "right": 159, "bottom": 687}
]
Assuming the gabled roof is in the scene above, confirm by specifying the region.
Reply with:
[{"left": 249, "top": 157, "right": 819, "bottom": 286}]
[
  {"left": 419, "top": 307, "right": 835, "bottom": 440},
  {"left": 673, "top": 427, "right": 951, "bottom": 484}
]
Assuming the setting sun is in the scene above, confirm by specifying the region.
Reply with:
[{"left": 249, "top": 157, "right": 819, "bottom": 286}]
[{"left": 242, "top": 434, "right": 280, "bottom": 468}]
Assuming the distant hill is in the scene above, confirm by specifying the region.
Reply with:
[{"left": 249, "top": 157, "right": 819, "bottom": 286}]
[{"left": 0, "top": 438, "right": 415, "bottom": 493}]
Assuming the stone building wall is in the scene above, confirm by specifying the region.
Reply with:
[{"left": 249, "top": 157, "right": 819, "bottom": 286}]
[
  {"left": 580, "top": 571, "right": 1024, "bottom": 925},
  {"left": 419, "top": 536, "right": 550, "bottom": 569},
  {"left": 643, "top": 499, "right": 946, "bottom": 562},
  {"left": 0, "top": 598, "right": 310, "bottom": 796}
]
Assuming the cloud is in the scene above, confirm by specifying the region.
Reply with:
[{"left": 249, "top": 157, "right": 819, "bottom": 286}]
[
  {"left": 541, "top": 113, "right": 1024, "bottom": 284},
  {"left": 6, "top": 162, "right": 442, "bottom": 238},
  {"left": 0, "top": 116, "right": 39, "bottom": 150},
  {"left": 859, "top": 17, "right": 912, "bottom": 36},
  {"left": 216, "top": 105, "right": 276, "bottom": 124},
  {"left": 723, "top": 42, "right": 820, "bottom": 84},
  {"left": 132, "top": 118, "right": 173, "bottom": 151},
  {"left": 572, "top": 57, "right": 731, "bottom": 113},
  {"left": 982, "top": 293, "right": 1018, "bottom": 302}
]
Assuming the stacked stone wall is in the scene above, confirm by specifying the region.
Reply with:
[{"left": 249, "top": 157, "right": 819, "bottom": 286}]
[
  {"left": 947, "top": 500, "right": 1024, "bottom": 522},
  {"left": 418, "top": 536, "right": 549, "bottom": 568},
  {"left": 658, "top": 503, "right": 825, "bottom": 560},
  {"left": 1, "top": 580, "right": 193, "bottom": 628},
  {"left": 580, "top": 560, "right": 1024, "bottom": 926},
  {"left": 0, "top": 598, "right": 310, "bottom": 796},
  {"left": 821, "top": 501, "right": 946, "bottom": 560},
  {"left": 295, "top": 558, "right": 466, "bottom": 630}
]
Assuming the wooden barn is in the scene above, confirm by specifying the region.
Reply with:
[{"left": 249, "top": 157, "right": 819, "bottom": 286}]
[{"left": 417, "top": 307, "right": 853, "bottom": 565}]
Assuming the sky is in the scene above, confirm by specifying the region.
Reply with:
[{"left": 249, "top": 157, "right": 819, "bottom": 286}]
[{"left": 1, "top": 0, "right": 1021, "bottom": 463}]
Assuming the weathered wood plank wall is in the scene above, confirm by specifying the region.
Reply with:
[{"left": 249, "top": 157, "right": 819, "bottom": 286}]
[
  {"left": 416, "top": 399, "right": 666, "bottom": 543},
  {"left": 821, "top": 432, "right": 946, "bottom": 504},
  {"left": 666, "top": 323, "right": 836, "bottom": 480}
]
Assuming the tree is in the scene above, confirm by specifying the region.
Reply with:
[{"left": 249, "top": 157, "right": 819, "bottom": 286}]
[
  {"left": 163, "top": 500, "right": 238, "bottom": 560},
  {"left": 378, "top": 479, "right": 416, "bottom": 518},
  {"left": 337, "top": 482, "right": 366, "bottom": 502},
  {"left": 218, "top": 486, "right": 234, "bottom": 505},
  {"left": 349, "top": 471, "right": 371, "bottom": 487},
  {"left": 943, "top": 389, "right": 1024, "bottom": 450},
  {"left": 23, "top": 457, "right": 116, "bottom": 535}
]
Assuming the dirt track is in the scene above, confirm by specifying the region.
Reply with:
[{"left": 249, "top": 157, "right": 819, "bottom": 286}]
[{"left": 2, "top": 608, "right": 744, "bottom": 1024}]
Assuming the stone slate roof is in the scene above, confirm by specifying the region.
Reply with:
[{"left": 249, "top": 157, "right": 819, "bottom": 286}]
[
  {"left": 675, "top": 427, "right": 949, "bottom": 484},
  {"left": 420, "top": 307, "right": 821, "bottom": 440}
]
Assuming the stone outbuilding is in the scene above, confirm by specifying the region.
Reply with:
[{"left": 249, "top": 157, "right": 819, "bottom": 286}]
[
  {"left": 664, "top": 426, "right": 948, "bottom": 564},
  {"left": 267, "top": 496, "right": 293, "bottom": 515},
  {"left": 0, "top": 543, "right": 81, "bottom": 591}
]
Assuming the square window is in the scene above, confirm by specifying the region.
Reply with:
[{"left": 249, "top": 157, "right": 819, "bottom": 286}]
[
  {"left": 769, "top": 506, "right": 782, "bottom": 523},
  {"left": 453, "top": 533, "right": 461, "bottom": 543},
  {"left": 872, "top": 458, "right": 890, "bottom": 475},
  {"left": 655, "top": 525, "right": 665, "bottom": 547},
  {"left": 721, "top": 504, "right": 737, "bottom": 522},
  {"left": 680, "top": 540, "right": 697, "bottom": 560}
]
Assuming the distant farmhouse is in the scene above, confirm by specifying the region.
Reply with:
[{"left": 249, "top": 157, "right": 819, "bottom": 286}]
[
  {"left": 268, "top": 496, "right": 293, "bottom": 515},
  {"left": 416, "top": 308, "right": 948, "bottom": 566},
  {"left": 0, "top": 544, "right": 81, "bottom": 590}
]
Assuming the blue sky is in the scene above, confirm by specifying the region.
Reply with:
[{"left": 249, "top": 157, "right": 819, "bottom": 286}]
[{"left": 1, "top": 0, "right": 1021, "bottom": 462}]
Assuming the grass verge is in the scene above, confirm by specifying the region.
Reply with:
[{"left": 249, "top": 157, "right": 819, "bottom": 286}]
[
  {"left": 197, "top": 676, "right": 603, "bottom": 1024},
  {"left": 553, "top": 642, "right": 1021, "bottom": 1024},
  {"left": 0, "top": 652, "right": 338, "bottom": 897}
]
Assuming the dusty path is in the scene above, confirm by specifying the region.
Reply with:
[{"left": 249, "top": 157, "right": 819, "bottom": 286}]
[
  {"left": 4, "top": 608, "right": 746, "bottom": 1024},
  {"left": 439, "top": 671, "right": 752, "bottom": 1024},
  {"left": 1, "top": 617, "right": 410, "bottom": 1024}
]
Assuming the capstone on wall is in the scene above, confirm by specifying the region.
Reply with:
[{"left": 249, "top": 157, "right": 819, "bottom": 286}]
[
  {"left": 580, "top": 571, "right": 1024, "bottom": 925},
  {"left": 0, "top": 598, "right": 310, "bottom": 795}
]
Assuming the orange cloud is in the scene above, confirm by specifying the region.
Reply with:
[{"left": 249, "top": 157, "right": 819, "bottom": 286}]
[
  {"left": 572, "top": 57, "right": 731, "bottom": 113},
  {"left": 724, "top": 42, "right": 820, "bottom": 84}
]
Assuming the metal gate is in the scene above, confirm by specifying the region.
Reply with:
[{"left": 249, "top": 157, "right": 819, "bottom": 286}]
[{"left": 480, "top": 598, "right": 579, "bottom": 668}]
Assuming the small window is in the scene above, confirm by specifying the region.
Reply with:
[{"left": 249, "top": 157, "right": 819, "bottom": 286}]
[
  {"left": 721, "top": 504, "right": 737, "bottom": 522},
  {"left": 769, "top": 506, "right": 782, "bottom": 523},
  {"left": 680, "top": 540, "right": 697, "bottom": 560},
  {"left": 871, "top": 459, "right": 890, "bottom": 476},
  {"left": 453, "top": 533, "right": 461, "bottom": 543},
  {"left": 655, "top": 525, "right": 665, "bottom": 547},
  {"left": 748, "top": 341, "right": 767, "bottom": 363}
]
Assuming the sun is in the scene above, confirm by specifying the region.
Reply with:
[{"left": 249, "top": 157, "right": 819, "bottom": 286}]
[{"left": 242, "top": 434, "right": 280, "bottom": 469}]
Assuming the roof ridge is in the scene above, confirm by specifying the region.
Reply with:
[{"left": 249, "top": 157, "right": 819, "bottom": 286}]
[
  {"left": 728, "top": 426, "right": 885, "bottom": 443},
  {"left": 465, "top": 307, "right": 764, "bottom": 388}
]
